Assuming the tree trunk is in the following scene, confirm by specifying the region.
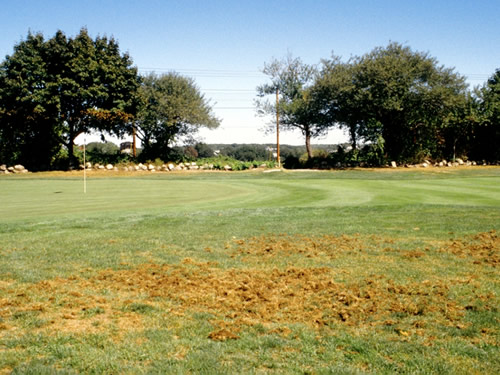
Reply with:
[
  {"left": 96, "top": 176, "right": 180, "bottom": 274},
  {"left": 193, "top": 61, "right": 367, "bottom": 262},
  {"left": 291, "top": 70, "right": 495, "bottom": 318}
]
[
  {"left": 305, "top": 128, "right": 313, "bottom": 160},
  {"left": 67, "top": 125, "right": 77, "bottom": 170},
  {"left": 349, "top": 123, "right": 357, "bottom": 150}
]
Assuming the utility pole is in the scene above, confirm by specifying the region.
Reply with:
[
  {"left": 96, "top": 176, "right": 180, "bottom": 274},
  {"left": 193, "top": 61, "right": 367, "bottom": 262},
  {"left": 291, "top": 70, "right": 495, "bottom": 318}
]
[{"left": 276, "top": 87, "right": 281, "bottom": 168}]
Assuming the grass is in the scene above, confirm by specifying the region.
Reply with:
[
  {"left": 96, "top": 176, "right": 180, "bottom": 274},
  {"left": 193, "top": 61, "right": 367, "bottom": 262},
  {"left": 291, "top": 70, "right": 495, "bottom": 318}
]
[{"left": 0, "top": 167, "right": 499, "bottom": 374}]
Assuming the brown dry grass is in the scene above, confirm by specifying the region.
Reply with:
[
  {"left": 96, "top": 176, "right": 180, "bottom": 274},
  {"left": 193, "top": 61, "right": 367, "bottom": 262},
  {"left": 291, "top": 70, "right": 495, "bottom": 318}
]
[{"left": 1, "top": 231, "right": 497, "bottom": 345}]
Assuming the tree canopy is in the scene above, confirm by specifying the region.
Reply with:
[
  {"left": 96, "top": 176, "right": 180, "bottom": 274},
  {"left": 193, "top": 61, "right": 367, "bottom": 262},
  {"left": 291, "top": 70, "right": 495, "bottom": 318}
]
[
  {"left": 0, "top": 29, "right": 139, "bottom": 169},
  {"left": 134, "top": 72, "right": 220, "bottom": 161},
  {"left": 1, "top": 31, "right": 498, "bottom": 169},
  {"left": 255, "top": 55, "right": 326, "bottom": 159},
  {"left": 314, "top": 43, "right": 468, "bottom": 163}
]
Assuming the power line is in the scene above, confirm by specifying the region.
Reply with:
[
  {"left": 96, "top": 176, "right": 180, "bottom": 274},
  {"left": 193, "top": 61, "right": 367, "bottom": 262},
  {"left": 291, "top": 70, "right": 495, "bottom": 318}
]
[
  {"left": 137, "top": 66, "right": 264, "bottom": 78},
  {"left": 213, "top": 107, "right": 255, "bottom": 110}
]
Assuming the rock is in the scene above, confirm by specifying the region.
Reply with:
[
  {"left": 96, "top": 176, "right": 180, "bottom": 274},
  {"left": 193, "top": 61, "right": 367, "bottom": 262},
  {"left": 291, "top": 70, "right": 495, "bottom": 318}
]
[
  {"left": 174, "top": 166, "right": 182, "bottom": 171},
  {"left": 189, "top": 165, "right": 199, "bottom": 170},
  {"left": 0, "top": 165, "right": 6, "bottom": 171},
  {"left": 168, "top": 163, "right": 175, "bottom": 171},
  {"left": 147, "top": 164, "right": 155, "bottom": 171},
  {"left": 259, "top": 163, "right": 267, "bottom": 168},
  {"left": 466, "top": 161, "right": 471, "bottom": 166},
  {"left": 442, "top": 159, "right": 447, "bottom": 165},
  {"left": 14, "top": 164, "right": 25, "bottom": 171},
  {"left": 8, "top": 166, "right": 15, "bottom": 172},
  {"left": 438, "top": 161, "right": 444, "bottom": 167},
  {"left": 224, "top": 165, "right": 232, "bottom": 171},
  {"left": 106, "top": 164, "right": 113, "bottom": 170},
  {"left": 85, "top": 162, "right": 92, "bottom": 169},
  {"left": 422, "top": 162, "right": 429, "bottom": 168},
  {"left": 472, "top": 161, "right": 477, "bottom": 166},
  {"left": 447, "top": 162, "right": 453, "bottom": 167},
  {"left": 391, "top": 161, "right": 397, "bottom": 168},
  {"left": 456, "top": 158, "right": 464, "bottom": 165}
]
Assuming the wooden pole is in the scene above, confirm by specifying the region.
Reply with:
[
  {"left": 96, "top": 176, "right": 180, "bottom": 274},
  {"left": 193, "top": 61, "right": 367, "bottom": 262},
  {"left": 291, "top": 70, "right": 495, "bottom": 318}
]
[{"left": 276, "top": 87, "right": 281, "bottom": 168}]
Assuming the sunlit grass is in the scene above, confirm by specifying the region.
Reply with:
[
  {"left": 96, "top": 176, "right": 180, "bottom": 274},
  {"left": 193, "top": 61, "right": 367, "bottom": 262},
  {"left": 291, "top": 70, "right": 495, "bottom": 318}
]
[{"left": 0, "top": 167, "right": 499, "bottom": 373}]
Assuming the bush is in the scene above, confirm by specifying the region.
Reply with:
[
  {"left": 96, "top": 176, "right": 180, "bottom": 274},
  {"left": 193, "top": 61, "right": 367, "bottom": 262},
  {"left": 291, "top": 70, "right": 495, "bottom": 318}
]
[{"left": 198, "top": 156, "right": 276, "bottom": 170}]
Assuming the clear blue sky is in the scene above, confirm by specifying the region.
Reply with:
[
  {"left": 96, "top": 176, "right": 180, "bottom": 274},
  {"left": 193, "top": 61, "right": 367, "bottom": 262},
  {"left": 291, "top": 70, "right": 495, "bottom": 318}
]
[{"left": 1, "top": 0, "right": 499, "bottom": 146}]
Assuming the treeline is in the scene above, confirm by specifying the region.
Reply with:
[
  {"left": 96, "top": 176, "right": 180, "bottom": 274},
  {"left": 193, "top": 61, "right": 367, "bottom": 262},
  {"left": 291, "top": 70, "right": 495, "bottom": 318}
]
[
  {"left": 1, "top": 29, "right": 499, "bottom": 171},
  {"left": 0, "top": 29, "right": 218, "bottom": 171},
  {"left": 78, "top": 141, "right": 315, "bottom": 165},
  {"left": 257, "top": 45, "right": 499, "bottom": 165}
]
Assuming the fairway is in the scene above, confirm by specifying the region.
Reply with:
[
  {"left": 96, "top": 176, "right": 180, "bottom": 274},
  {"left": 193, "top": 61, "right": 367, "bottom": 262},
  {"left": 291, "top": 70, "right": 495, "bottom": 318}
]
[{"left": 0, "top": 168, "right": 499, "bottom": 374}]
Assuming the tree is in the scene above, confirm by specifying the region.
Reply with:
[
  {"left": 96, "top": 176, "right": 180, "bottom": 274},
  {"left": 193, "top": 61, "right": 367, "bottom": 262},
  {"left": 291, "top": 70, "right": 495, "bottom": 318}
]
[
  {"left": 134, "top": 73, "right": 219, "bottom": 161},
  {"left": 473, "top": 69, "right": 500, "bottom": 161},
  {"left": 441, "top": 92, "right": 482, "bottom": 161},
  {"left": 356, "top": 43, "right": 467, "bottom": 162},
  {"left": 255, "top": 55, "right": 326, "bottom": 159},
  {"left": 313, "top": 56, "right": 363, "bottom": 150},
  {"left": 0, "top": 33, "right": 63, "bottom": 169},
  {"left": 316, "top": 43, "right": 467, "bottom": 163},
  {"left": 194, "top": 142, "right": 215, "bottom": 158},
  {"left": 0, "top": 29, "right": 139, "bottom": 169}
]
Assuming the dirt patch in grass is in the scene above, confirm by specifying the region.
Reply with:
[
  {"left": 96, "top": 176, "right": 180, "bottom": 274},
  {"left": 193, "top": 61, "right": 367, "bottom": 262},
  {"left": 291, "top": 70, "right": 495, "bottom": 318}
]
[
  {"left": 442, "top": 230, "right": 499, "bottom": 266},
  {"left": 0, "top": 232, "right": 497, "bottom": 343},
  {"left": 230, "top": 233, "right": 367, "bottom": 259}
]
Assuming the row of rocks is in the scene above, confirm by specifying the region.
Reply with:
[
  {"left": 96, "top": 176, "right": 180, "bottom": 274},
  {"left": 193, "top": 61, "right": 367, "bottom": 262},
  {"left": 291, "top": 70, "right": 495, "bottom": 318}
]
[
  {"left": 391, "top": 158, "right": 482, "bottom": 168},
  {"left": 82, "top": 162, "right": 236, "bottom": 172},
  {"left": 0, "top": 164, "right": 29, "bottom": 174}
]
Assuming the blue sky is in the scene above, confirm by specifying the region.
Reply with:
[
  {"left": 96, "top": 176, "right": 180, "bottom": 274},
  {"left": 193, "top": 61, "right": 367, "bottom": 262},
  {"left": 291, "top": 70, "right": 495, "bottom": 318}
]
[{"left": 1, "top": 0, "right": 499, "bottom": 145}]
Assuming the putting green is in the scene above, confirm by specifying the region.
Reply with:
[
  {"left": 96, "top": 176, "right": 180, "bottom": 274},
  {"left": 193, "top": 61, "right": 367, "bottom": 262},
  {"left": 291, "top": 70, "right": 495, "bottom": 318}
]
[{"left": 1, "top": 169, "right": 499, "bottom": 223}]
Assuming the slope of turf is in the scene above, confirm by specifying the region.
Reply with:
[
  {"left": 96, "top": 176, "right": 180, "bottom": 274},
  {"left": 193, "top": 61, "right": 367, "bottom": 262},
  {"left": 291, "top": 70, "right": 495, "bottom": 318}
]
[{"left": 0, "top": 167, "right": 499, "bottom": 374}]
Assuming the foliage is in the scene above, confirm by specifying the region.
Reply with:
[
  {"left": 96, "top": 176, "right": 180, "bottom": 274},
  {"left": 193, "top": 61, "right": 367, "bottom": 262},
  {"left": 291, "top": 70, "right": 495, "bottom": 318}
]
[
  {"left": 82, "top": 141, "right": 135, "bottom": 165},
  {"left": 474, "top": 69, "right": 500, "bottom": 161},
  {"left": 316, "top": 43, "right": 468, "bottom": 163},
  {"left": 0, "top": 29, "right": 140, "bottom": 169},
  {"left": 219, "top": 143, "right": 269, "bottom": 161},
  {"left": 135, "top": 73, "right": 219, "bottom": 161},
  {"left": 198, "top": 156, "right": 275, "bottom": 170},
  {"left": 194, "top": 142, "right": 215, "bottom": 158},
  {"left": 0, "top": 33, "right": 63, "bottom": 170},
  {"left": 256, "top": 55, "right": 326, "bottom": 159}
]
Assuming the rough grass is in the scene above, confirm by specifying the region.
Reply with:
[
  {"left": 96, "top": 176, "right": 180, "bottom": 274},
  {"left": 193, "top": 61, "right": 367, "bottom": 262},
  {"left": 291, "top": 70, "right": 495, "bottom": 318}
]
[{"left": 0, "top": 167, "right": 499, "bottom": 374}]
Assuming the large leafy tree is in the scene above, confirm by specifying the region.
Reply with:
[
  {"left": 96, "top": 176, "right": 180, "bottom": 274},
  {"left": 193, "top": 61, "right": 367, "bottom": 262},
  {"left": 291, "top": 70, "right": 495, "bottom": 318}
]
[
  {"left": 0, "top": 33, "right": 62, "bottom": 169},
  {"left": 313, "top": 56, "right": 364, "bottom": 150},
  {"left": 316, "top": 43, "right": 467, "bottom": 162},
  {"left": 255, "top": 55, "right": 325, "bottom": 159},
  {"left": 472, "top": 69, "right": 500, "bottom": 161},
  {"left": 356, "top": 43, "right": 467, "bottom": 162},
  {"left": 134, "top": 73, "right": 219, "bottom": 161},
  {"left": 0, "top": 29, "right": 139, "bottom": 169}
]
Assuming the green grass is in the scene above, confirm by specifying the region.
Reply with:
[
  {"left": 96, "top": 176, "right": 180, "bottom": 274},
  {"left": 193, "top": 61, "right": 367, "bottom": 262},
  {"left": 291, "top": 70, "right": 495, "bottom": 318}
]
[{"left": 0, "top": 167, "right": 499, "bottom": 374}]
